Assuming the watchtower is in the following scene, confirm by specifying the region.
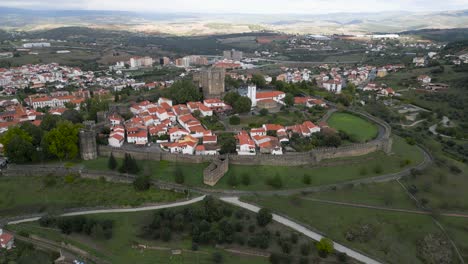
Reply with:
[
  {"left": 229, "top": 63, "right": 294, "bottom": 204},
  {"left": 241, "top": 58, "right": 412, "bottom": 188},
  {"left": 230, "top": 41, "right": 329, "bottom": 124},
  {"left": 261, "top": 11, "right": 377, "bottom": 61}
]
[{"left": 80, "top": 121, "right": 97, "bottom": 160}]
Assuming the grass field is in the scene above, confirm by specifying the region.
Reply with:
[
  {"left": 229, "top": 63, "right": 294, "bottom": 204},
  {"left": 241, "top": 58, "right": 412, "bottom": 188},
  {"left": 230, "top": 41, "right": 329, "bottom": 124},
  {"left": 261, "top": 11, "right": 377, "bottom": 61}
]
[
  {"left": 238, "top": 109, "right": 326, "bottom": 127},
  {"left": 0, "top": 176, "right": 183, "bottom": 217},
  {"left": 243, "top": 195, "right": 443, "bottom": 264},
  {"left": 328, "top": 112, "right": 378, "bottom": 142},
  {"left": 7, "top": 201, "right": 337, "bottom": 264},
  {"left": 82, "top": 136, "right": 424, "bottom": 191}
]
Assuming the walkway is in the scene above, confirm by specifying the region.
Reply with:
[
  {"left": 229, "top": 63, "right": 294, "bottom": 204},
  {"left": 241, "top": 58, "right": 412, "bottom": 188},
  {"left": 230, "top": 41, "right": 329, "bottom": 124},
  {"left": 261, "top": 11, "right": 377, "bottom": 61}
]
[
  {"left": 220, "top": 197, "right": 381, "bottom": 264},
  {"left": 7, "top": 195, "right": 206, "bottom": 225},
  {"left": 300, "top": 197, "right": 468, "bottom": 218}
]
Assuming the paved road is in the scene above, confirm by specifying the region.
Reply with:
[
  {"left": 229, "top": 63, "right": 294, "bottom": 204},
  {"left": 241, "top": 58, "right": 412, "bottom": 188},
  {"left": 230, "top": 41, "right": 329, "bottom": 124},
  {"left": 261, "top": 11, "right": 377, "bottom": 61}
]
[
  {"left": 7, "top": 195, "right": 206, "bottom": 225},
  {"left": 220, "top": 197, "right": 381, "bottom": 264}
]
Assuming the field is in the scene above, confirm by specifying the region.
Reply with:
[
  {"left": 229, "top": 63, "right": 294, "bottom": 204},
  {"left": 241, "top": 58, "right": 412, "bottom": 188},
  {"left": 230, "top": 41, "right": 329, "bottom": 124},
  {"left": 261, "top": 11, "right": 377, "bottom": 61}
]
[
  {"left": 327, "top": 112, "right": 379, "bottom": 142},
  {"left": 238, "top": 109, "right": 326, "bottom": 128},
  {"left": 82, "top": 136, "right": 424, "bottom": 191},
  {"left": 242, "top": 176, "right": 464, "bottom": 264},
  {"left": 0, "top": 176, "right": 183, "bottom": 217},
  {"left": 7, "top": 200, "right": 341, "bottom": 264}
]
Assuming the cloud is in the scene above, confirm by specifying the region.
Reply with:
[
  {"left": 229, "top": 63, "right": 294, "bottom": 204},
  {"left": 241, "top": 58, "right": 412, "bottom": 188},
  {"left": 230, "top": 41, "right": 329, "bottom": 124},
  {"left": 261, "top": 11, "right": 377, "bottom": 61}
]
[{"left": 1, "top": 0, "right": 467, "bottom": 14}]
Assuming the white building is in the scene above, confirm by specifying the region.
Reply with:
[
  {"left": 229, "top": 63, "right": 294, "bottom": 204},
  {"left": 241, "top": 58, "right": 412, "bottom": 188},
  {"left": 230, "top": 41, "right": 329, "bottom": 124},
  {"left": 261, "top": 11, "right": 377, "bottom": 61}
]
[{"left": 0, "top": 229, "right": 14, "bottom": 250}]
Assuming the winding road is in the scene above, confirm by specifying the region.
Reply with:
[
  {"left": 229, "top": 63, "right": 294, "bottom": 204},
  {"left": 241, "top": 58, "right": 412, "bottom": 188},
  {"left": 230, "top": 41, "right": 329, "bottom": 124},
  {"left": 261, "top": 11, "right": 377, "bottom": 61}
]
[
  {"left": 6, "top": 195, "right": 206, "bottom": 225},
  {"left": 221, "top": 197, "right": 381, "bottom": 264}
]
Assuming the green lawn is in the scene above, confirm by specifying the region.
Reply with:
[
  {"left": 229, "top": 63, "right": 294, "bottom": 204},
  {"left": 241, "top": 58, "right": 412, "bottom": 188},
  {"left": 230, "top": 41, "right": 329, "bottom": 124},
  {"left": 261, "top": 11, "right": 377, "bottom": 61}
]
[
  {"left": 239, "top": 109, "right": 326, "bottom": 128},
  {"left": 83, "top": 136, "right": 424, "bottom": 191},
  {"left": 243, "top": 195, "right": 443, "bottom": 264},
  {"left": 0, "top": 176, "right": 183, "bottom": 217},
  {"left": 328, "top": 112, "right": 378, "bottom": 142},
  {"left": 301, "top": 181, "right": 417, "bottom": 210}
]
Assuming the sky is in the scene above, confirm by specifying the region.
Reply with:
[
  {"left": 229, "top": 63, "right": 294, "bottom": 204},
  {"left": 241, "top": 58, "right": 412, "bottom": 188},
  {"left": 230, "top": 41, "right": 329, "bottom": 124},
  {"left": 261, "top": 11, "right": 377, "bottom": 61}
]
[{"left": 1, "top": 0, "right": 468, "bottom": 14}]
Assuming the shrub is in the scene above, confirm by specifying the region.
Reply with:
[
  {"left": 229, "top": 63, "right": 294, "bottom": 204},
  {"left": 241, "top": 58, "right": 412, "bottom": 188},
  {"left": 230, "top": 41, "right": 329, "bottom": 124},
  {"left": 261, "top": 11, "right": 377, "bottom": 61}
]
[
  {"left": 359, "top": 167, "right": 368, "bottom": 176},
  {"left": 64, "top": 173, "right": 77, "bottom": 184},
  {"left": 373, "top": 164, "right": 383, "bottom": 174},
  {"left": 229, "top": 116, "right": 241, "bottom": 125},
  {"left": 43, "top": 175, "right": 57, "bottom": 187},
  {"left": 241, "top": 173, "right": 251, "bottom": 186},
  {"left": 259, "top": 108, "right": 269, "bottom": 116},
  {"left": 108, "top": 153, "right": 117, "bottom": 170},
  {"left": 266, "top": 174, "right": 283, "bottom": 189},
  {"left": 212, "top": 252, "right": 223, "bottom": 263},
  {"left": 302, "top": 174, "right": 311, "bottom": 185},
  {"left": 257, "top": 208, "right": 273, "bottom": 227},
  {"left": 227, "top": 174, "right": 238, "bottom": 187},
  {"left": 300, "top": 243, "right": 311, "bottom": 256},
  {"left": 133, "top": 176, "right": 151, "bottom": 191},
  {"left": 316, "top": 238, "right": 334, "bottom": 258},
  {"left": 337, "top": 252, "right": 348, "bottom": 262},
  {"left": 174, "top": 165, "right": 184, "bottom": 184}
]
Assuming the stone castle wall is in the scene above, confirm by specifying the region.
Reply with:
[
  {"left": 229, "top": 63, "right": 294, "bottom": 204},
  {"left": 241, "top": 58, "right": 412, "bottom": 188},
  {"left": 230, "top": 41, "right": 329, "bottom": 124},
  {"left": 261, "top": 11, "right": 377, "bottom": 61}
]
[
  {"left": 94, "top": 109, "right": 392, "bottom": 169},
  {"left": 203, "top": 157, "right": 229, "bottom": 186}
]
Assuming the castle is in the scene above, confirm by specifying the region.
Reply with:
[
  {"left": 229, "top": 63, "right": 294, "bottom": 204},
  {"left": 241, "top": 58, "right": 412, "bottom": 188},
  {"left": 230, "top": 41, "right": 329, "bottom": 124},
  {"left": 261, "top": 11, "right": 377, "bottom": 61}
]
[{"left": 193, "top": 67, "right": 225, "bottom": 99}]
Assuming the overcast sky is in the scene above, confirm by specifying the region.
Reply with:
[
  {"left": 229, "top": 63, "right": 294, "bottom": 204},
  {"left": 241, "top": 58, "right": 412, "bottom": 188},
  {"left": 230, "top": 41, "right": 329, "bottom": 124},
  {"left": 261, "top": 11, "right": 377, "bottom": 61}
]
[{"left": 1, "top": 0, "right": 467, "bottom": 14}]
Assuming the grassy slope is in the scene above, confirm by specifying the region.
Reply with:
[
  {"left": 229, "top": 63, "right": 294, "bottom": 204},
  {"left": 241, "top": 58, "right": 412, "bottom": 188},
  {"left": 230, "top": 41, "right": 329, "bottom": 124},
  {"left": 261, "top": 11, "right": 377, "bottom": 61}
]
[
  {"left": 244, "top": 195, "right": 440, "bottom": 264},
  {"left": 8, "top": 202, "right": 334, "bottom": 264},
  {"left": 328, "top": 112, "right": 378, "bottom": 142},
  {"left": 82, "top": 136, "right": 424, "bottom": 191},
  {"left": 0, "top": 176, "right": 183, "bottom": 217}
]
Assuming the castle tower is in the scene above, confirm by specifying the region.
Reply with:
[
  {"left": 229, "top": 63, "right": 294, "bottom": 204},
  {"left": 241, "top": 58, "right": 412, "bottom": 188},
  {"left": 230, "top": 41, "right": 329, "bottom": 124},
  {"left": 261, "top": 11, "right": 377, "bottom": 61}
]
[
  {"left": 79, "top": 121, "right": 97, "bottom": 160},
  {"left": 193, "top": 67, "right": 225, "bottom": 99},
  {"left": 247, "top": 85, "right": 257, "bottom": 107}
]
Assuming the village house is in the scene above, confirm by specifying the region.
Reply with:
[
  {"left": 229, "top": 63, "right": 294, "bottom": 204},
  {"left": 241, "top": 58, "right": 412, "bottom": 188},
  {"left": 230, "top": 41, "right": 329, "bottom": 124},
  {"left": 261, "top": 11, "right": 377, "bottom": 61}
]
[
  {"left": 236, "top": 131, "right": 256, "bottom": 155},
  {"left": 0, "top": 229, "right": 14, "bottom": 250}
]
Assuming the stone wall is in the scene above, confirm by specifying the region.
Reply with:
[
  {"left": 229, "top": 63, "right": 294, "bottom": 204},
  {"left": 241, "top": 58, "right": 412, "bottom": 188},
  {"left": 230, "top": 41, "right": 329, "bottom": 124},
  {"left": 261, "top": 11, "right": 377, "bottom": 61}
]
[
  {"left": 203, "top": 157, "right": 229, "bottom": 186},
  {"left": 95, "top": 109, "right": 393, "bottom": 167}
]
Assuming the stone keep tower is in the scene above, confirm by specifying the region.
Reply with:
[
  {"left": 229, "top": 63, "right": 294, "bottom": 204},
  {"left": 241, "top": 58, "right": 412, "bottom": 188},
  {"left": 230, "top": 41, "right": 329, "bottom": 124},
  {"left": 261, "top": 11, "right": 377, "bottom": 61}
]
[
  {"left": 193, "top": 67, "right": 225, "bottom": 99},
  {"left": 80, "top": 121, "right": 97, "bottom": 160}
]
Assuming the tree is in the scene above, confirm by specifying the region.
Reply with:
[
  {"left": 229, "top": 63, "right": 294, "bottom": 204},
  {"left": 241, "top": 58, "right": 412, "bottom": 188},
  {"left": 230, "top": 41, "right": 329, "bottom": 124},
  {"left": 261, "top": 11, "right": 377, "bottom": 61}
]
[
  {"left": 108, "top": 153, "right": 117, "bottom": 170},
  {"left": 229, "top": 115, "right": 240, "bottom": 125},
  {"left": 119, "top": 153, "right": 140, "bottom": 174},
  {"left": 174, "top": 165, "right": 184, "bottom": 184},
  {"left": 133, "top": 175, "right": 151, "bottom": 191},
  {"left": 44, "top": 121, "right": 81, "bottom": 160},
  {"left": 256, "top": 208, "right": 273, "bottom": 227},
  {"left": 316, "top": 238, "right": 334, "bottom": 258},
  {"left": 20, "top": 122, "right": 43, "bottom": 146},
  {"left": 40, "top": 114, "right": 63, "bottom": 131},
  {"left": 233, "top": 96, "right": 252, "bottom": 113},
  {"left": 223, "top": 91, "right": 241, "bottom": 106},
  {"left": 251, "top": 74, "right": 266, "bottom": 88},
  {"left": 284, "top": 93, "right": 294, "bottom": 107},
  {"left": 0, "top": 126, "right": 33, "bottom": 154},
  {"left": 6, "top": 135, "right": 36, "bottom": 163},
  {"left": 259, "top": 108, "right": 269, "bottom": 116},
  {"left": 62, "top": 109, "right": 83, "bottom": 124},
  {"left": 220, "top": 136, "right": 236, "bottom": 154},
  {"left": 166, "top": 79, "right": 202, "bottom": 104}
]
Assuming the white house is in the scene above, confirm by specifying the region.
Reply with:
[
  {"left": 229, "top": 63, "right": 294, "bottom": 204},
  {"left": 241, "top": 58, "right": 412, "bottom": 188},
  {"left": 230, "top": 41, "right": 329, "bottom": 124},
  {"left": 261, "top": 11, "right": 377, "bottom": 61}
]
[
  {"left": 0, "top": 229, "right": 14, "bottom": 250},
  {"left": 169, "top": 127, "right": 189, "bottom": 142},
  {"left": 158, "top": 97, "right": 173, "bottom": 106},
  {"left": 236, "top": 131, "right": 256, "bottom": 155},
  {"left": 108, "top": 133, "right": 124, "bottom": 147},
  {"left": 127, "top": 129, "right": 148, "bottom": 145}
]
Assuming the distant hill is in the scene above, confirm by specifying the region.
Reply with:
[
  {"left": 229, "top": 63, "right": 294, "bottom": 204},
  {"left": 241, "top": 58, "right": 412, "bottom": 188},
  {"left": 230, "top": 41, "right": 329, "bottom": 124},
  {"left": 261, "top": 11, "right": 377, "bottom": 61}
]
[
  {"left": 0, "top": 7, "right": 467, "bottom": 35},
  {"left": 402, "top": 28, "right": 468, "bottom": 42}
]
